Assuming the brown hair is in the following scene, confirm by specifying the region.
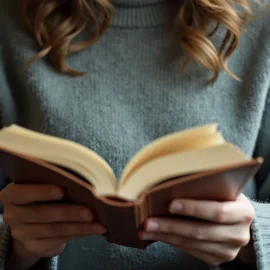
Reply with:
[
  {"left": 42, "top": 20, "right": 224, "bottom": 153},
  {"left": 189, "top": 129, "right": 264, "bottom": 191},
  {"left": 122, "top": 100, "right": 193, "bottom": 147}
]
[{"left": 22, "top": 0, "right": 252, "bottom": 83}]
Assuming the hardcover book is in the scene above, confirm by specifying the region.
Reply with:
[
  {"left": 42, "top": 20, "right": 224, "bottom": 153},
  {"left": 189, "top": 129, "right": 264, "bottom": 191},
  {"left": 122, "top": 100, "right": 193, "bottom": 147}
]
[{"left": 0, "top": 124, "right": 263, "bottom": 248}]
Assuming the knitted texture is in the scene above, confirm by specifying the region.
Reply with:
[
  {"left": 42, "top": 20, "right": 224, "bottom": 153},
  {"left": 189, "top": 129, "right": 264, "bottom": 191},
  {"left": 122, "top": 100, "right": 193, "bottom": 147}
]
[{"left": 0, "top": 0, "right": 270, "bottom": 269}]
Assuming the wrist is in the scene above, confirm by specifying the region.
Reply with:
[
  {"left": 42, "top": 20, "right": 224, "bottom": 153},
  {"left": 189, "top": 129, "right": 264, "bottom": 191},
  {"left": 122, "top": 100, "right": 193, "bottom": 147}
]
[{"left": 6, "top": 239, "right": 41, "bottom": 270}]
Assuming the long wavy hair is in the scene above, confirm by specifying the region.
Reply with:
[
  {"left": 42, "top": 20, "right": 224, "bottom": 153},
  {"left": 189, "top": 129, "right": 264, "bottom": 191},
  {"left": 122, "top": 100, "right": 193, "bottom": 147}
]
[{"left": 21, "top": 0, "right": 253, "bottom": 83}]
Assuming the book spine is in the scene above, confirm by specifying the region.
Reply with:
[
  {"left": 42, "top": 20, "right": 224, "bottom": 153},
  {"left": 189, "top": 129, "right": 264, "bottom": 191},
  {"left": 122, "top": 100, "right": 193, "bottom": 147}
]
[{"left": 99, "top": 200, "right": 148, "bottom": 249}]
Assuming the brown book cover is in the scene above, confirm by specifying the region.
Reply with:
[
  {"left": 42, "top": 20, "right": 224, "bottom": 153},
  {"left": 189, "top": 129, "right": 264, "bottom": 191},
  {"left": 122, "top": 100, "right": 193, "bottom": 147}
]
[{"left": 0, "top": 146, "right": 263, "bottom": 249}]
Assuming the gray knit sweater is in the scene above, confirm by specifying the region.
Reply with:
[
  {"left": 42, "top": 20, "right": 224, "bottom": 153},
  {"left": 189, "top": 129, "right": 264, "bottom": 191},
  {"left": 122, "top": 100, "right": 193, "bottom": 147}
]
[{"left": 0, "top": 0, "right": 270, "bottom": 269}]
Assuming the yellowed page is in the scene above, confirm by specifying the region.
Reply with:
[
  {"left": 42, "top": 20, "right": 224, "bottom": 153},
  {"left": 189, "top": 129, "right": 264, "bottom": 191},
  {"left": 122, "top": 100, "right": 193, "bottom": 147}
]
[
  {"left": 117, "top": 143, "right": 249, "bottom": 201},
  {"left": 119, "top": 123, "right": 219, "bottom": 186},
  {"left": 0, "top": 125, "right": 116, "bottom": 195}
]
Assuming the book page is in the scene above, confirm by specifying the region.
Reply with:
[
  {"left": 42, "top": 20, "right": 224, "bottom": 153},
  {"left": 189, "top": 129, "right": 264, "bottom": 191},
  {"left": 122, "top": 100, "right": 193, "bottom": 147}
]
[
  {"left": 0, "top": 125, "right": 117, "bottom": 195},
  {"left": 117, "top": 143, "right": 249, "bottom": 201},
  {"left": 119, "top": 123, "right": 220, "bottom": 186}
]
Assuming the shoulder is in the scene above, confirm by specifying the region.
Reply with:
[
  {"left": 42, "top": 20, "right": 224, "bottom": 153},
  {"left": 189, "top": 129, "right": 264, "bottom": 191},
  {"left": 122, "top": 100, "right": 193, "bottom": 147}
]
[
  {"left": 241, "top": 1, "right": 270, "bottom": 66},
  {"left": 248, "top": 0, "right": 270, "bottom": 35}
]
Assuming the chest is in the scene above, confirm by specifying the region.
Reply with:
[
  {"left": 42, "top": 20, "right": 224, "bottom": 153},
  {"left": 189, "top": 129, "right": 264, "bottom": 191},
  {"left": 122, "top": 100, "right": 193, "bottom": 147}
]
[{"left": 1, "top": 27, "right": 266, "bottom": 179}]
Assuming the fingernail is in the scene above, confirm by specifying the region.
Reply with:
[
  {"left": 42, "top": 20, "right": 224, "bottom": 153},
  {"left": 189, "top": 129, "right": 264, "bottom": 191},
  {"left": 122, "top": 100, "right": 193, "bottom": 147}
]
[
  {"left": 170, "top": 201, "right": 183, "bottom": 214},
  {"left": 140, "top": 232, "right": 155, "bottom": 240},
  {"left": 80, "top": 209, "right": 93, "bottom": 221},
  {"left": 146, "top": 220, "right": 159, "bottom": 232},
  {"left": 50, "top": 188, "right": 64, "bottom": 198}
]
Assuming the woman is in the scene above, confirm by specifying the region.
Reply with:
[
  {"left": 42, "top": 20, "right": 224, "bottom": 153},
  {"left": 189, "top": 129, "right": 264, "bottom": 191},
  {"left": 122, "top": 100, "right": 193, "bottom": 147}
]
[{"left": 0, "top": 0, "right": 269, "bottom": 269}]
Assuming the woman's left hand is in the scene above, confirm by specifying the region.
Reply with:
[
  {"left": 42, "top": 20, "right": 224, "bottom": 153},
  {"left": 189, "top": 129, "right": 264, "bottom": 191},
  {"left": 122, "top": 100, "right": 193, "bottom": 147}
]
[{"left": 139, "top": 193, "right": 255, "bottom": 265}]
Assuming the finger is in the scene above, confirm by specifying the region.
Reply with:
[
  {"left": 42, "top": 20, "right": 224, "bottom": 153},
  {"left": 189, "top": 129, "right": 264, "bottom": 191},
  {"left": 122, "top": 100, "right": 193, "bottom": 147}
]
[
  {"left": 23, "top": 236, "right": 79, "bottom": 257},
  {"left": 11, "top": 222, "right": 106, "bottom": 240},
  {"left": 4, "top": 204, "right": 94, "bottom": 225},
  {"left": 43, "top": 243, "right": 66, "bottom": 258},
  {"left": 140, "top": 231, "right": 241, "bottom": 261},
  {"left": 169, "top": 195, "right": 254, "bottom": 224},
  {"left": 139, "top": 232, "right": 240, "bottom": 265},
  {"left": 143, "top": 218, "right": 250, "bottom": 243},
  {"left": 0, "top": 183, "right": 64, "bottom": 205},
  {"left": 13, "top": 239, "right": 66, "bottom": 259},
  {"left": 187, "top": 249, "right": 231, "bottom": 265},
  {"left": 179, "top": 239, "right": 241, "bottom": 262}
]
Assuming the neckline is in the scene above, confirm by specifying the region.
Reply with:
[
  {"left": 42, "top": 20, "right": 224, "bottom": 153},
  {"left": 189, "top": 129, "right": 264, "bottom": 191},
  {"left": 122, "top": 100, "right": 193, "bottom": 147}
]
[{"left": 110, "top": 0, "right": 177, "bottom": 28}]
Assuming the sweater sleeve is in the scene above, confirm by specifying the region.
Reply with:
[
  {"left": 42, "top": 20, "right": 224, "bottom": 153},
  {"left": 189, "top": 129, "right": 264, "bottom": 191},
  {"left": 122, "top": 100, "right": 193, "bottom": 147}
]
[
  {"left": 215, "top": 90, "right": 270, "bottom": 270},
  {"left": 250, "top": 86, "right": 270, "bottom": 270},
  {"left": 0, "top": 222, "right": 11, "bottom": 269},
  {"left": 0, "top": 116, "right": 59, "bottom": 269},
  {"left": 0, "top": 216, "right": 59, "bottom": 270},
  {"left": 0, "top": 18, "right": 14, "bottom": 267},
  {"left": 0, "top": 112, "right": 59, "bottom": 270},
  {"left": 0, "top": 7, "right": 59, "bottom": 269},
  {"left": 211, "top": 87, "right": 270, "bottom": 270},
  {"left": 250, "top": 10, "right": 270, "bottom": 270},
  {"left": 250, "top": 201, "right": 270, "bottom": 270}
]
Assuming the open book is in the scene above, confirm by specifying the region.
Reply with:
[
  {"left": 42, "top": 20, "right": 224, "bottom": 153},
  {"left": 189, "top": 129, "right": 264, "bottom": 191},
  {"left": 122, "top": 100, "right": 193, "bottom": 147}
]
[{"left": 0, "top": 123, "right": 263, "bottom": 248}]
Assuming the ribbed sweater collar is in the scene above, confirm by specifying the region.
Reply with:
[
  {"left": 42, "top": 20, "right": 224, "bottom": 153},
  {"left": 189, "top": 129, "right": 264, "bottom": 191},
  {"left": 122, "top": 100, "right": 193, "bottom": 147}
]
[{"left": 110, "top": 0, "right": 176, "bottom": 28}]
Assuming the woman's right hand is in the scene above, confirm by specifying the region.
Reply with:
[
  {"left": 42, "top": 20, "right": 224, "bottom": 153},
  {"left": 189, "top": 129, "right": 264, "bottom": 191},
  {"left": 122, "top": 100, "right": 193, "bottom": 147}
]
[{"left": 0, "top": 183, "right": 106, "bottom": 270}]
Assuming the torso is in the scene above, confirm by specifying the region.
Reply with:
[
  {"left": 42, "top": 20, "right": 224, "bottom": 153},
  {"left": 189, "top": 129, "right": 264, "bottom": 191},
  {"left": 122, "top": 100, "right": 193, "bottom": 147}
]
[{"left": 1, "top": 0, "right": 270, "bottom": 269}]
